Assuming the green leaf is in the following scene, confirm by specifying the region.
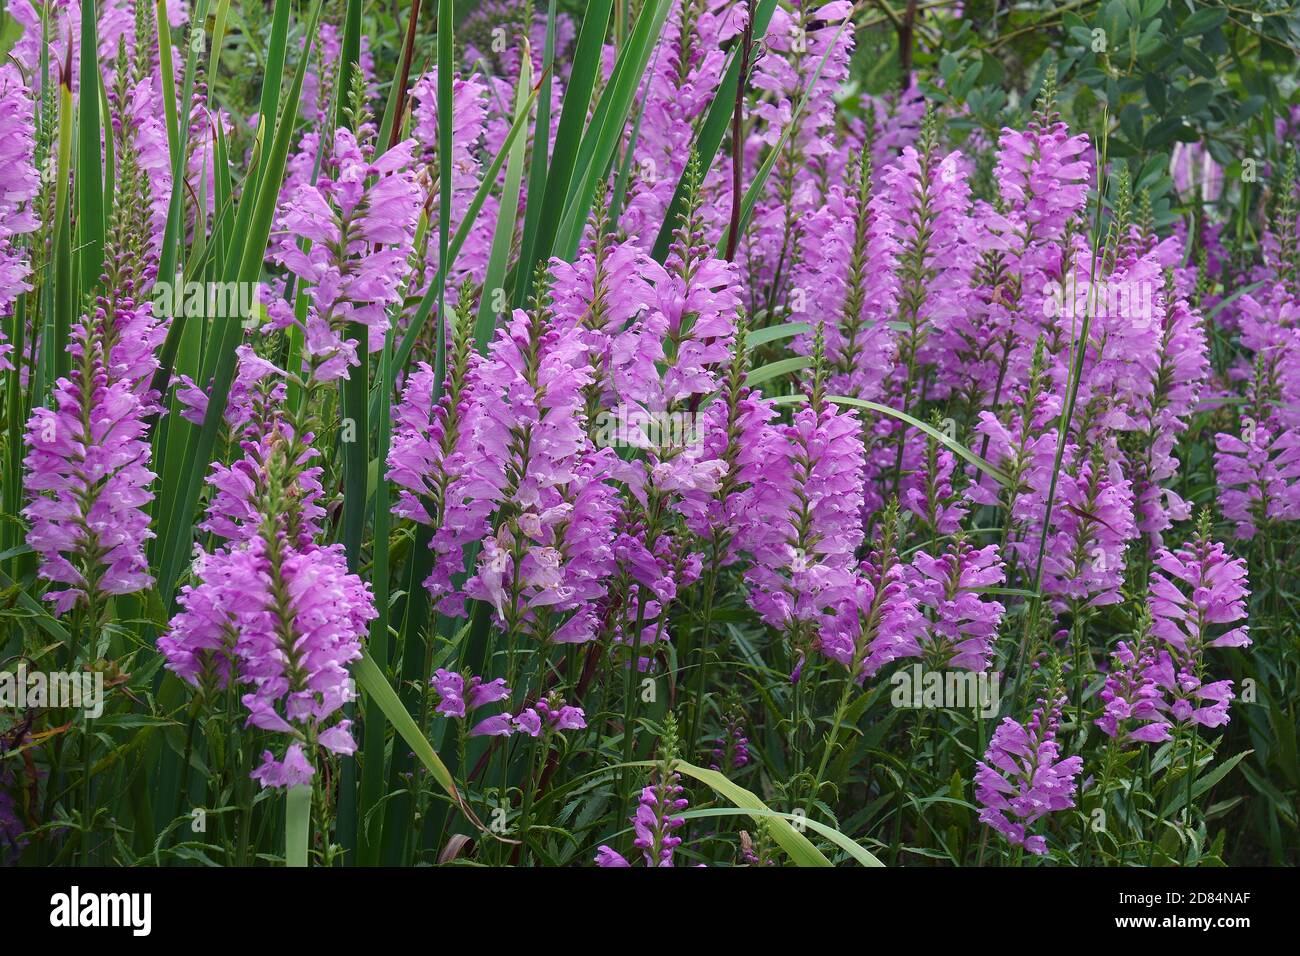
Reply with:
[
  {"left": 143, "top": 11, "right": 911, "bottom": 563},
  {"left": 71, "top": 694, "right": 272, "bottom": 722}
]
[
  {"left": 475, "top": 50, "right": 532, "bottom": 350},
  {"left": 770, "top": 393, "right": 1011, "bottom": 486},
  {"left": 747, "top": 355, "right": 812, "bottom": 385},
  {"left": 829, "top": 396, "right": 1011, "bottom": 486},
  {"left": 352, "top": 651, "right": 491, "bottom": 835},
  {"left": 338, "top": 0, "right": 368, "bottom": 574},
  {"left": 650, "top": 0, "right": 779, "bottom": 261},
  {"left": 554, "top": 0, "right": 674, "bottom": 260},
  {"left": 663, "top": 761, "right": 834, "bottom": 866},
  {"left": 715, "top": 12, "right": 853, "bottom": 255},
  {"left": 286, "top": 784, "right": 311, "bottom": 867},
  {"left": 679, "top": 807, "right": 885, "bottom": 866},
  {"left": 746, "top": 321, "right": 811, "bottom": 349},
  {"left": 157, "top": 0, "right": 324, "bottom": 605},
  {"left": 388, "top": 81, "right": 542, "bottom": 380},
  {"left": 512, "top": 0, "right": 558, "bottom": 307},
  {"left": 1181, "top": 7, "right": 1227, "bottom": 35},
  {"left": 0, "top": 568, "right": 71, "bottom": 643},
  {"left": 433, "top": 0, "right": 455, "bottom": 398},
  {"left": 524, "top": 0, "right": 612, "bottom": 284},
  {"left": 1186, "top": 750, "right": 1253, "bottom": 808},
  {"left": 76, "top": 0, "right": 105, "bottom": 291}
]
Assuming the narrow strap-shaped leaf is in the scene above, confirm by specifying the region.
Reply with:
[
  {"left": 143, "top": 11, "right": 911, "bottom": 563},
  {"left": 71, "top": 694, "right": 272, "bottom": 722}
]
[
  {"left": 649, "top": 0, "right": 779, "bottom": 262},
  {"left": 76, "top": 0, "right": 105, "bottom": 290},
  {"left": 512, "top": 0, "right": 558, "bottom": 308},
  {"left": 49, "top": 74, "right": 74, "bottom": 386},
  {"left": 285, "top": 784, "right": 311, "bottom": 867},
  {"left": 633, "top": 760, "right": 833, "bottom": 866},
  {"left": 747, "top": 321, "right": 812, "bottom": 349},
  {"left": 554, "top": 0, "right": 673, "bottom": 261},
  {"left": 715, "top": 13, "right": 853, "bottom": 256},
  {"left": 433, "top": 0, "right": 455, "bottom": 397},
  {"left": 353, "top": 651, "right": 502, "bottom": 838},
  {"left": 334, "top": 0, "right": 366, "bottom": 863},
  {"left": 376, "top": 0, "right": 422, "bottom": 152},
  {"left": 524, "top": 0, "right": 612, "bottom": 285},
  {"left": 747, "top": 355, "right": 813, "bottom": 385},
  {"left": 772, "top": 393, "right": 1012, "bottom": 487},
  {"left": 157, "top": 0, "right": 324, "bottom": 605},
  {"left": 357, "top": 333, "right": 396, "bottom": 866},
  {"left": 0, "top": 567, "right": 72, "bottom": 643},
  {"left": 474, "top": 51, "right": 533, "bottom": 350},
  {"left": 385, "top": 81, "right": 542, "bottom": 386},
  {"left": 679, "top": 806, "right": 885, "bottom": 866},
  {"left": 207, "top": 0, "right": 234, "bottom": 83},
  {"left": 252, "top": 0, "right": 292, "bottom": 197}
]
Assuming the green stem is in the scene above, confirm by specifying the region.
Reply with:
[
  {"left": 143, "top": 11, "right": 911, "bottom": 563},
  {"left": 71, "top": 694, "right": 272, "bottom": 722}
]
[
  {"left": 806, "top": 676, "right": 853, "bottom": 815},
  {"left": 286, "top": 783, "right": 312, "bottom": 868}
]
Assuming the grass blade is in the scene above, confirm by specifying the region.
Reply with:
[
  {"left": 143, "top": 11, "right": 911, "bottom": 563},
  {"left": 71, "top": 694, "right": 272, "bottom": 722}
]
[
  {"left": 156, "top": 0, "right": 324, "bottom": 605},
  {"left": 474, "top": 49, "right": 532, "bottom": 350},
  {"left": 650, "top": 760, "right": 833, "bottom": 866},
  {"left": 512, "top": 0, "right": 557, "bottom": 307},
  {"left": 285, "top": 785, "right": 311, "bottom": 867},
  {"left": 76, "top": 0, "right": 104, "bottom": 290},
  {"left": 553, "top": 0, "right": 673, "bottom": 260},
  {"left": 649, "top": 0, "right": 779, "bottom": 261},
  {"left": 523, "top": 0, "right": 612, "bottom": 285}
]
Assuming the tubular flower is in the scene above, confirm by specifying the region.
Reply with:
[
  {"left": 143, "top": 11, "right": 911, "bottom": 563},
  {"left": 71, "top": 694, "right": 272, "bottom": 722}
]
[
  {"left": 742, "top": 1, "right": 856, "bottom": 295},
  {"left": 741, "top": 398, "right": 865, "bottom": 639},
  {"left": 903, "top": 444, "right": 969, "bottom": 538},
  {"left": 411, "top": 68, "right": 495, "bottom": 288},
  {"left": 460, "top": 304, "right": 619, "bottom": 639},
  {"left": 818, "top": 511, "right": 925, "bottom": 679},
  {"left": 976, "top": 695, "right": 1083, "bottom": 855},
  {"left": 595, "top": 768, "right": 690, "bottom": 867},
  {"left": 1129, "top": 278, "right": 1210, "bottom": 548},
  {"left": 1143, "top": 531, "right": 1251, "bottom": 730},
  {"left": 269, "top": 127, "right": 421, "bottom": 381},
  {"left": 385, "top": 301, "right": 488, "bottom": 614},
  {"left": 160, "top": 422, "right": 375, "bottom": 788},
  {"left": 429, "top": 669, "right": 517, "bottom": 737},
  {"left": 709, "top": 708, "right": 751, "bottom": 772},
  {"left": 549, "top": 204, "right": 667, "bottom": 412},
  {"left": 1214, "top": 420, "right": 1300, "bottom": 540},
  {"left": 0, "top": 63, "right": 39, "bottom": 370},
  {"left": 790, "top": 150, "right": 899, "bottom": 401},
  {"left": 1096, "top": 631, "right": 1172, "bottom": 745},
  {"left": 1035, "top": 456, "right": 1137, "bottom": 609},
  {"left": 512, "top": 693, "right": 588, "bottom": 737},
  {"left": 903, "top": 542, "right": 1007, "bottom": 672},
  {"left": 880, "top": 111, "right": 976, "bottom": 397},
  {"left": 23, "top": 323, "right": 156, "bottom": 615},
  {"left": 995, "top": 98, "right": 1092, "bottom": 245},
  {"left": 651, "top": 156, "right": 741, "bottom": 410},
  {"left": 673, "top": 346, "right": 779, "bottom": 549},
  {"left": 621, "top": 0, "right": 737, "bottom": 246}
]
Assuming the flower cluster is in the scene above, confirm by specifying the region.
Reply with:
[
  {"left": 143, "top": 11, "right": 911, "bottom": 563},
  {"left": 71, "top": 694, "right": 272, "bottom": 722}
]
[{"left": 976, "top": 696, "right": 1083, "bottom": 855}]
